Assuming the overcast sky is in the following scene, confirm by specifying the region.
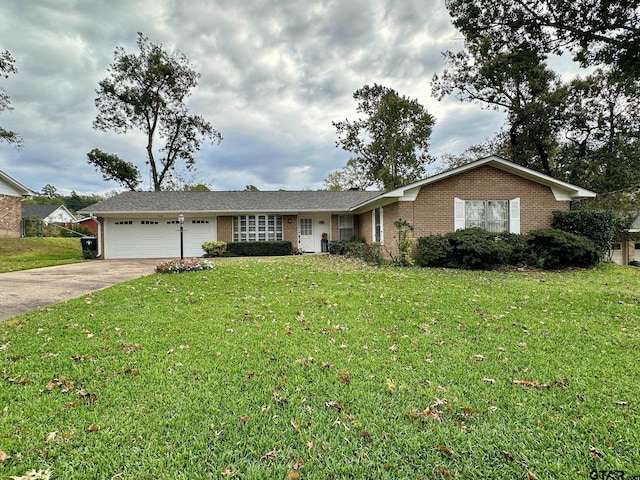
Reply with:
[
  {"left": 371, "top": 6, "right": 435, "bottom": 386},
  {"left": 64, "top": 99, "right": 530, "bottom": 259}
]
[{"left": 0, "top": 0, "right": 510, "bottom": 195}]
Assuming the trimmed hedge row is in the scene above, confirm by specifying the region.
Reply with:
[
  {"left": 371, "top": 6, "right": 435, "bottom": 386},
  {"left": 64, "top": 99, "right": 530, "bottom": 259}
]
[
  {"left": 225, "top": 241, "right": 293, "bottom": 256},
  {"left": 416, "top": 227, "right": 599, "bottom": 270}
]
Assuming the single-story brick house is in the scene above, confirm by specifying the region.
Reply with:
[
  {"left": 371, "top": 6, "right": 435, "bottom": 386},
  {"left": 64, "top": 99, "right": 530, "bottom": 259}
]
[
  {"left": 80, "top": 156, "right": 597, "bottom": 260},
  {"left": 0, "top": 169, "right": 34, "bottom": 237}
]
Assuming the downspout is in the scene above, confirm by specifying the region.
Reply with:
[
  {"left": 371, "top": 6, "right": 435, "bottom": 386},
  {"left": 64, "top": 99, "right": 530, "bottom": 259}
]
[{"left": 89, "top": 215, "right": 102, "bottom": 258}]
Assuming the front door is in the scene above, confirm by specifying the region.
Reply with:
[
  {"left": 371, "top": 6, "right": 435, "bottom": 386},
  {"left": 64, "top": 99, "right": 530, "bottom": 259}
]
[{"left": 299, "top": 218, "right": 314, "bottom": 252}]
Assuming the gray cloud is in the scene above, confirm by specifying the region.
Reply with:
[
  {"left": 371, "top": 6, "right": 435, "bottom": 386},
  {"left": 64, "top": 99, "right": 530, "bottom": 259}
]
[{"left": 0, "top": 0, "right": 510, "bottom": 195}]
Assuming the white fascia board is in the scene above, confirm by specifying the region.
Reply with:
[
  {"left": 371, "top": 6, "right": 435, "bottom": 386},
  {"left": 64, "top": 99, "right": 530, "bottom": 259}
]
[
  {"left": 397, "top": 186, "right": 422, "bottom": 201},
  {"left": 0, "top": 170, "right": 35, "bottom": 196}
]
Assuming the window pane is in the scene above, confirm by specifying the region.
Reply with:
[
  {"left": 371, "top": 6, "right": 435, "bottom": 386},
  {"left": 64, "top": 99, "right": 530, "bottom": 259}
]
[
  {"left": 339, "top": 215, "right": 353, "bottom": 228},
  {"left": 374, "top": 208, "right": 382, "bottom": 242},
  {"left": 487, "top": 201, "right": 508, "bottom": 232},
  {"left": 300, "top": 218, "right": 313, "bottom": 236},
  {"left": 339, "top": 215, "right": 354, "bottom": 240},
  {"left": 234, "top": 215, "right": 283, "bottom": 242}
]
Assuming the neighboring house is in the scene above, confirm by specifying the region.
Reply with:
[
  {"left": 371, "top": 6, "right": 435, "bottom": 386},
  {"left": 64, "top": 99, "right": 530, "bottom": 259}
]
[
  {"left": 79, "top": 156, "right": 597, "bottom": 260},
  {"left": 22, "top": 204, "right": 77, "bottom": 226},
  {"left": 611, "top": 214, "right": 639, "bottom": 265},
  {"left": 75, "top": 216, "right": 100, "bottom": 236},
  {"left": 0, "top": 169, "right": 34, "bottom": 237}
]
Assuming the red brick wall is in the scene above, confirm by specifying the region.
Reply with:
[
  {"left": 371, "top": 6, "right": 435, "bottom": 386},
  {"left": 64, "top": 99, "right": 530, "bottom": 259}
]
[
  {"left": 408, "top": 165, "right": 569, "bottom": 237},
  {"left": 217, "top": 216, "right": 233, "bottom": 242},
  {"left": 0, "top": 194, "right": 22, "bottom": 237},
  {"left": 283, "top": 215, "right": 298, "bottom": 248},
  {"left": 357, "top": 166, "right": 572, "bottom": 258},
  {"left": 331, "top": 215, "right": 339, "bottom": 241}
]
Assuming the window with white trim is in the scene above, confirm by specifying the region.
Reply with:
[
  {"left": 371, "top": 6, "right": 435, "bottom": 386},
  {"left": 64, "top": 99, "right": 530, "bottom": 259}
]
[
  {"left": 338, "top": 215, "right": 354, "bottom": 240},
  {"left": 455, "top": 198, "right": 520, "bottom": 234},
  {"left": 233, "top": 215, "right": 282, "bottom": 241},
  {"left": 372, "top": 207, "right": 383, "bottom": 243}
]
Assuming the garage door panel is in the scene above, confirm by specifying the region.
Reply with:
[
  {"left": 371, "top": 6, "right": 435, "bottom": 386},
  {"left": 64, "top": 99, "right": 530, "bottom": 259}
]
[
  {"left": 183, "top": 220, "right": 215, "bottom": 257},
  {"left": 105, "top": 218, "right": 216, "bottom": 259}
]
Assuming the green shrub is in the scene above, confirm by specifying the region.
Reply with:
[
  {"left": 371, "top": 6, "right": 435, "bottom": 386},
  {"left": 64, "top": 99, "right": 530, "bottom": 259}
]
[
  {"left": 527, "top": 228, "right": 599, "bottom": 269},
  {"left": 495, "top": 231, "right": 532, "bottom": 267},
  {"left": 82, "top": 249, "right": 98, "bottom": 260},
  {"left": 383, "top": 219, "right": 415, "bottom": 266},
  {"left": 328, "top": 241, "right": 346, "bottom": 255},
  {"left": 226, "top": 241, "right": 292, "bottom": 256},
  {"left": 552, "top": 209, "right": 620, "bottom": 259},
  {"left": 343, "top": 241, "right": 383, "bottom": 264},
  {"left": 202, "top": 241, "right": 227, "bottom": 257},
  {"left": 444, "top": 228, "right": 512, "bottom": 270},
  {"left": 416, "top": 234, "right": 452, "bottom": 267},
  {"left": 328, "top": 239, "right": 367, "bottom": 258}
]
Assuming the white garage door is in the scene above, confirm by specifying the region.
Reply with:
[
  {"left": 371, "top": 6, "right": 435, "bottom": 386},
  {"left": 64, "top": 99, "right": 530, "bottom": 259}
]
[{"left": 104, "top": 217, "right": 216, "bottom": 259}]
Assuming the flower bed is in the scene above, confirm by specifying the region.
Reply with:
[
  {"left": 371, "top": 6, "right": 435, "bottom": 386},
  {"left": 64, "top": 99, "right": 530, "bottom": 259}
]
[{"left": 155, "top": 258, "right": 215, "bottom": 274}]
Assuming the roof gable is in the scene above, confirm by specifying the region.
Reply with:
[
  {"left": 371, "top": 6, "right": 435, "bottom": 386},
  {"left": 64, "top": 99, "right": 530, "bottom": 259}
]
[
  {"left": 22, "top": 204, "right": 76, "bottom": 221},
  {"left": 0, "top": 169, "right": 33, "bottom": 197},
  {"left": 351, "top": 155, "right": 596, "bottom": 211}
]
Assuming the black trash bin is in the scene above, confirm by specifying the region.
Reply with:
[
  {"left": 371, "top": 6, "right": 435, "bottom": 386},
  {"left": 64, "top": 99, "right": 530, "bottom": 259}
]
[{"left": 80, "top": 236, "right": 98, "bottom": 258}]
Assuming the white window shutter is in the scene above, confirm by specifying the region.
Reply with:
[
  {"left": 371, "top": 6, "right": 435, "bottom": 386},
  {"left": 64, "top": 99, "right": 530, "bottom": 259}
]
[
  {"left": 509, "top": 197, "right": 520, "bottom": 234},
  {"left": 454, "top": 198, "right": 466, "bottom": 231}
]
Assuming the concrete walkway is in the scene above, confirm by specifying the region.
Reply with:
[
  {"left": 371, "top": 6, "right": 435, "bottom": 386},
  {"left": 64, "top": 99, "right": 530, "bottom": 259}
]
[{"left": 0, "top": 259, "right": 160, "bottom": 321}]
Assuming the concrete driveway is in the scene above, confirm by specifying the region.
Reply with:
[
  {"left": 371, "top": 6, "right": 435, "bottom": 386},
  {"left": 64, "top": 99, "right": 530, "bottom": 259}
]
[{"left": 0, "top": 259, "right": 160, "bottom": 321}]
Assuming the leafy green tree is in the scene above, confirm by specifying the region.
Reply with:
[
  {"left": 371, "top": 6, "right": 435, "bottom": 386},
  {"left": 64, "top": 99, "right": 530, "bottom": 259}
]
[
  {"left": 183, "top": 183, "right": 211, "bottom": 191},
  {"left": 433, "top": 43, "right": 567, "bottom": 174},
  {"left": 555, "top": 69, "right": 640, "bottom": 193},
  {"left": 444, "top": 0, "right": 640, "bottom": 80},
  {"left": 41, "top": 184, "right": 60, "bottom": 199},
  {"left": 87, "top": 148, "right": 141, "bottom": 191},
  {"left": 324, "top": 158, "right": 375, "bottom": 191},
  {"left": 244, "top": 185, "right": 260, "bottom": 191},
  {"left": 93, "top": 32, "right": 222, "bottom": 191},
  {"left": 0, "top": 50, "right": 21, "bottom": 146},
  {"left": 333, "top": 84, "right": 435, "bottom": 190},
  {"left": 63, "top": 191, "right": 104, "bottom": 212}
]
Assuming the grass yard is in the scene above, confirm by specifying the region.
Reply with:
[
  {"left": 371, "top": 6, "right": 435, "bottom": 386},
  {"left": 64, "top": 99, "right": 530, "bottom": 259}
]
[
  {"left": 0, "top": 256, "right": 638, "bottom": 479},
  {"left": 0, "top": 238, "right": 83, "bottom": 273}
]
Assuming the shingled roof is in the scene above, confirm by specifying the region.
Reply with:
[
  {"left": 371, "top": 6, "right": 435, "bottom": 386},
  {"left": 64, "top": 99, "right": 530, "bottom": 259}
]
[
  {"left": 79, "top": 190, "right": 382, "bottom": 215},
  {"left": 22, "top": 204, "right": 67, "bottom": 219}
]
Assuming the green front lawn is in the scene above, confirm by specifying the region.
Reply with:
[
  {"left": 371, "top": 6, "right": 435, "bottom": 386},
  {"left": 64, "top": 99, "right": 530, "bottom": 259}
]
[
  {"left": 0, "top": 238, "right": 83, "bottom": 273},
  {"left": 1, "top": 256, "right": 638, "bottom": 479}
]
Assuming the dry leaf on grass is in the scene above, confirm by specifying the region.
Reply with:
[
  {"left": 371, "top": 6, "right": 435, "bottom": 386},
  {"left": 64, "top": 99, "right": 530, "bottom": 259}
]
[
  {"left": 435, "top": 445, "right": 453, "bottom": 456},
  {"left": 259, "top": 449, "right": 279, "bottom": 461},
  {"left": 9, "top": 469, "right": 52, "bottom": 480},
  {"left": 0, "top": 450, "right": 10, "bottom": 463}
]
